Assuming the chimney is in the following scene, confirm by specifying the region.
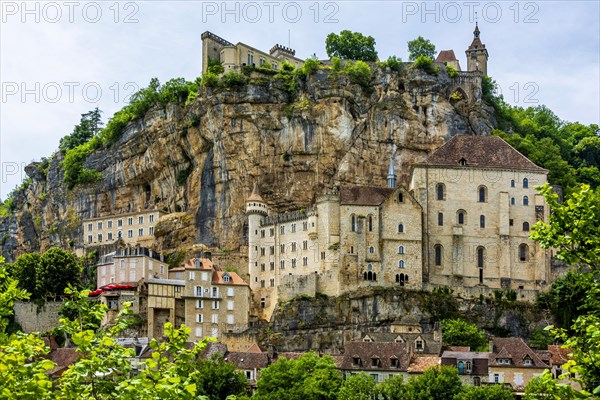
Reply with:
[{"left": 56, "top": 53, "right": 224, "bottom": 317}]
[{"left": 204, "top": 251, "right": 212, "bottom": 261}]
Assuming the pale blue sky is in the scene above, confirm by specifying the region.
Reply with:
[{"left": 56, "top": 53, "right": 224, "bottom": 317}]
[{"left": 1, "top": 1, "right": 599, "bottom": 198}]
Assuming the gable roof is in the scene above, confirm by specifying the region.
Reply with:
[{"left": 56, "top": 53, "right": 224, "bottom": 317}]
[
  {"left": 340, "top": 341, "right": 411, "bottom": 371},
  {"left": 490, "top": 337, "right": 549, "bottom": 368},
  {"left": 212, "top": 270, "right": 248, "bottom": 286},
  {"left": 407, "top": 356, "right": 441, "bottom": 373},
  {"left": 419, "top": 135, "right": 547, "bottom": 172},
  {"left": 225, "top": 351, "right": 269, "bottom": 370},
  {"left": 435, "top": 50, "right": 458, "bottom": 62},
  {"left": 547, "top": 345, "right": 572, "bottom": 365},
  {"left": 340, "top": 186, "right": 394, "bottom": 206}
]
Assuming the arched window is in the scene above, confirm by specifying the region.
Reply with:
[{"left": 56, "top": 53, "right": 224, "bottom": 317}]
[
  {"left": 363, "top": 272, "right": 368, "bottom": 280},
  {"left": 395, "top": 274, "right": 399, "bottom": 282},
  {"left": 369, "top": 246, "right": 375, "bottom": 254},
  {"left": 399, "top": 260, "right": 405, "bottom": 268},
  {"left": 194, "top": 258, "right": 201, "bottom": 268},
  {"left": 368, "top": 215, "right": 373, "bottom": 232},
  {"left": 523, "top": 222, "right": 530, "bottom": 231},
  {"left": 477, "top": 247, "right": 485, "bottom": 284},
  {"left": 511, "top": 179, "right": 515, "bottom": 188},
  {"left": 373, "top": 272, "right": 377, "bottom": 281},
  {"left": 436, "top": 183, "right": 445, "bottom": 200},
  {"left": 367, "top": 271, "right": 373, "bottom": 280},
  {"left": 398, "top": 224, "right": 404, "bottom": 233},
  {"left": 434, "top": 244, "right": 443, "bottom": 266},
  {"left": 511, "top": 197, "right": 515, "bottom": 206},
  {"left": 351, "top": 215, "right": 356, "bottom": 232},
  {"left": 398, "top": 192, "right": 404, "bottom": 203},
  {"left": 478, "top": 186, "right": 487, "bottom": 203},
  {"left": 523, "top": 196, "right": 529, "bottom": 206},
  {"left": 480, "top": 215, "right": 485, "bottom": 228},
  {"left": 457, "top": 210, "right": 466, "bottom": 225},
  {"left": 398, "top": 246, "right": 405, "bottom": 254},
  {"left": 523, "top": 178, "right": 529, "bottom": 188},
  {"left": 367, "top": 264, "right": 373, "bottom": 270},
  {"left": 457, "top": 361, "right": 464, "bottom": 374},
  {"left": 519, "top": 244, "right": 529, "bottom": 262},
  {"left": 438, "top": 212, "right": 443, "bottom": 226}
]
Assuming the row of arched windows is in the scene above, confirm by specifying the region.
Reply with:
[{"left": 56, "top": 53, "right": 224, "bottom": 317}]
[
  {"left": 436, "top": 179, "right": 530, "bottom": 203},
  {"left": 510, "top": 196, "right": 530, "bottom": 206},
  {"left": 433, "top": 243, "right": 531, "bottom": 267},
  {"left": 511, "top": 178, "right": 529, "bottom": 188},
  {"left": 396, "top": 273, "right": 408, "bottom": 286}
]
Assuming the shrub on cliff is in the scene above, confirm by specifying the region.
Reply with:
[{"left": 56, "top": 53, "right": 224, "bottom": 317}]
[
  {"left": 220, "top": 71, "right": 247, "bottom": 88},
  {"left": 325, "top": 30, "right": 378, "bottom": 61},
  {"left": 345, "top": 60, "right": 372, "bottom": 87},
  {"left": 302, "top": 56, "right": 320, "bottom": 76},
  {"left": 412, "top": 55, "right": 438, "bottom": 75}
]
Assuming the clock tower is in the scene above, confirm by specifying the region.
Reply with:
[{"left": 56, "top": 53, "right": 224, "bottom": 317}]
[{"left": 465, "top": 22, "right": 489, "bottom": 76}]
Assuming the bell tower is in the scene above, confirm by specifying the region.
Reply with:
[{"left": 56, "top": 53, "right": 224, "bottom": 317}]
[{"left": 465, "top": 21, "right": 489, "bottom": 76}]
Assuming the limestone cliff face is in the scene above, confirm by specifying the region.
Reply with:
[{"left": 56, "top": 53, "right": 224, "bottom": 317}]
[{"left": 0, "top": 66, "right": 495, "bottom": 261}]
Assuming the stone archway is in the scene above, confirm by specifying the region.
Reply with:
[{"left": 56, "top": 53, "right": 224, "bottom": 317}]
[{"left": 450, "top": 87, "right": 469, "bottom": 104}]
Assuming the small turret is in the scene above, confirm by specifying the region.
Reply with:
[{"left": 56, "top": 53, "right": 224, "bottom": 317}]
[
  {"left": 245, "top": 181, "right": 268, "bottom": 216},
  {"left": 387, "top": 144, "right": 397, "bottom": 189},
  {"left": 465, "top": 21, "right": 489, "bottom": 76}
]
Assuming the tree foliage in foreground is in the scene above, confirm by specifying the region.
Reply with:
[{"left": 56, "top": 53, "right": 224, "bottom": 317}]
[
  {"left": 407, "top": 36, "right": 436, "bottom": 61},
  {"left": 441, "top": 318, "right": 488, "bottom": 351}
]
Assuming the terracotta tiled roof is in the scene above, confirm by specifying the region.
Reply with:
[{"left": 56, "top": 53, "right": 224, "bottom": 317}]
[
  {"left": 199, "top": 342, "right": 228, "bottom": 360},
  {"left": 245, "top": 343, "right": 262, "bottom": 353},
  {"left": 435, "top": 50, "right": 458, "bottom": 62},
  {"left": 340, "top": 186, "right": 394, "bottom": 206},
  {"left": 442, "top": 351, "right": 490, "bottom": 359},
  {"left": 445, "top": 346, "right": 471, "bottom": 352},
  {"left": 547, "top": 345, "right": 571, "bottom": 365},
  {"left": 47, "top": 348, "right": 79, "bottom": 377},
  {"left": 362, "top": 332, "right": 442, "bottom": 355},
  {"left": 407, "top": 356, "right": 440, "bottom": 373},
  {"left": 340, "top": 341, "right": 411, "bottom": 371},
  {"left": 182, "top": 258, "right": 214, "bottom": 270},
  {"left": 212, "top": 270, "right": 248, "bottom": 286},
  {"left": 419, "top": 135, "right": 547, "bottom": 172},
  {"left": 225, "top": 351, "right": 269, "bottom": 370},
  {"left": 490, "top": 337, "right": 549, "bottom": 368}
]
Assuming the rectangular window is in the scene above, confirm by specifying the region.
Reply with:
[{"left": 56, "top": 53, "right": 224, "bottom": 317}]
[
  {"left": 227, "top": 300, "right": 234, "bottom": 310},
  {"left": 195, "top": 327, "right": 202, "bottom": 338},
  {"left": 303, "top": 240, "right": 308, "bottom": 250},
  {"left": 303, "top": 222, "right": 308, "bottom": 231},
  {"left": 118, "top": 219, "right": 123, "bottom": 227},
  {"left": 97, "top": 222, "right": 102, "bottom": 229},
  {"left": 87, "top": 223, "right": 92, "bottom": 231},
  {"left": 138, "top": 216, "right": 143, "bottom": 224},
  {"left": 291, "top": 242, "right": 296, "bottom": 252},
  {"left": 227, "top": 315, "right": 234, "bottom": 324},
  {"left": 128, "top": 217, "right": 133, "bottom": 226},
  {"left": 291, "top": 224, "right": 296, "bottom": 233},
  {"left": 270, "top": 262, "right": 275, "bottom": 271},
  {"left": 261, "top": 247, "right": 266, "bottom": 256},
  {"left": 107, "top": 220, "right": 112, "bottom": 228},
  {"left": 260, "top": 280, "right": 265, "bottom": 288},
  {"left": 149, "top": 214, "right": 154, "bottom": 223},
  {"left": 196, "top": 300, "right": 204, "bottom": 309},
  {"left": 280, "top": 226, "right": 285, "bottom": 234},
  {"left": 138, "top": 228, "right": 143, "bottom": 236},
  {"left": 149, "top": 227, "right": 154, "bottom": 235},
  {"left": 280, "top": 260, "right": 285, "bottom": 269},
  {"left": 88, "top": 235, "right": 93, "bottom": 243},
  {"left": 227, "top": 287, "right": 234, "bottom": 297},
  {"left": 97, "top": 234, "right": 102, "bottom": 242},
  {"left": 270, "top": 228, "right": 274, "bottom": 237},
  {"left": 261, "top": 263, "right": 266, "bottom": 272},
  {"left": 190, "top": 272, "right": 196, "bottom": 281},
  {"left": 321, "top": 252, "right": 326, "bottom": 260},
  {"left": 196, "top": 314, "right": 203, "bottom": 323},
  {"left": 303, "top": 257, "right": 308, "bottom": 266},
  {"left": 212, "top": 300, "right": 219, "bottom": 310},
  {"left": 438, "top": 212, "right": 443, "bottom": 226},
  {"left": 212, "top": 314, "right": 219, "bottom": 324},
  {"left": 194, "top": 286, "right": 203, "bottom": 296},
  {"left": 129, "top": 270, "right": 136, "bottom": 281},
  {"left": 260, "top": 229, "right": 265, "bottom": 238},
  {"left": 127, "top": 230, "right": 133, "bottom": 238},
  {"left": 291, "top": 258, "right": 297, "bottom": 268},
  {"left": 107, "top": 232, "right": 113, "bottom": 241},
  {"left": 270, "top": 246, "right": 275, "bottom": 255},
  {"left": 280, "top": 244, "right": 285, "bottom": 254},
  {"left": 270, "top": 278, "right": 275, "bottom": 287}
]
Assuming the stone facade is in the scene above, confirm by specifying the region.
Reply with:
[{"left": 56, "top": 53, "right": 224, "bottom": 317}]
[
  {"left": 201, "top": 31, "right": 304, "bottom": 73},
  {"left": 167, "top": 257, "right": 250, "bottom": 342},
  {"left": 247, "top": 135, "right": 552, "bottom": 321},
  {"left": 83, "top": 210, "right": 162, "bottom": 246},
  {"left": 96, "top": 246, "right": 168, "bottom": 287}
]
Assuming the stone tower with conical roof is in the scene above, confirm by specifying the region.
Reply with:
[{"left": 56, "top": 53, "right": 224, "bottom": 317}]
[
  {"left": 246, "top": 181, "right": 268, "bottom": 290},
  {"left": 465, "top": 22, "right": 489, "bottom": 76}
]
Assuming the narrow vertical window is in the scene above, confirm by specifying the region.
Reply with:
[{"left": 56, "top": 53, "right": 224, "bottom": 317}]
[
  {"left": 480, "top": 215, "right": 485, "bottom": 228},
  {"left": 438, "top": 212, "right": 443, "bottom": 226}
]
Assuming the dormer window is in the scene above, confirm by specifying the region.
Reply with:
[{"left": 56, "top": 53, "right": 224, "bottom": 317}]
[
  {"left": 353, "top": 356, "right": 361, "bottom": 366},
  {"left": 194, "top": 258, "right": 201, "bottom": 268},
  {"left": 524, "top": 356, "right": 533, "bottom": 366},
  {"left": 390, "top": 357, "right": 399, "bottom": 368},
  {"left": 223, "top": 274, "right": 230, "bottom": 283},
  {"left": 459, "top": 158, "right": 467, "bottom": 166},
  {"left": 498, "top": 358, "right": 511, "bottom": 365},
  {"left": 363, "top": 337, "right": 372, "bottom": 342},
  {"left": 415, "top": 339, "right": 424, "bottom": 351},
  {"left": 371, "top": 357, "right": 381, "bottom": 367}
]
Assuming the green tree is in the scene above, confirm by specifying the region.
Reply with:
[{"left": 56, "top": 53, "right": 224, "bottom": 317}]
[
  {"left": 441, "top": 318, "right": 488, "bottom": 351},
  {"left": 325, "top": 30, "right": 378, "bottom": 61},
  {"left": 524, "top": 369, "right": 578, "bottom": 400},
  {"left": 37, "top": 247, "right": 81, "bottom": 299},
  {"left": 453, "top": 384, "right": 514, "bottom": 400},
  {"left": 0, "top": 258, "right": 29, "bottom": 338},
  {"left": 404, "top": 366, "right": 463, "bottom": 400},
  {"left": 193, "top": 354, "right": 247, "bottom": 400},
  {"left": 338, "top": 373, "right": 377, "bottom": 400},
  {"left": 531, "top": 183, "right": 600, "bottom": 268},
  {"left": 59, "top": 108, "right": 103, "bottom": 151},
  {"left": 376, "top": 375, "right": 406, "bottom": 400},
  {"left": 11, "top": 252, "right": 41, "bottom": 298},
  {"left": 254, "top": 352, "right": 341, "bottom": 400},
  {"left": 407, "top": 36, "right": 436, "bottom": 61}
]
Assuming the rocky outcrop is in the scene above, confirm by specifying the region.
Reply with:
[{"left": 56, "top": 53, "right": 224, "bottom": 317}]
[{"left": 1, "top": 66, "right": 494, "bottom": 261}]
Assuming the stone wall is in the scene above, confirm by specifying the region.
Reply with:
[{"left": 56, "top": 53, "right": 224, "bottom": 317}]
[
  {"left": 279, "top": 273, "right": 317, "bottom": 300},
  {"left": 14, "top": 301, "right": 62, "bottom": 333}
]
